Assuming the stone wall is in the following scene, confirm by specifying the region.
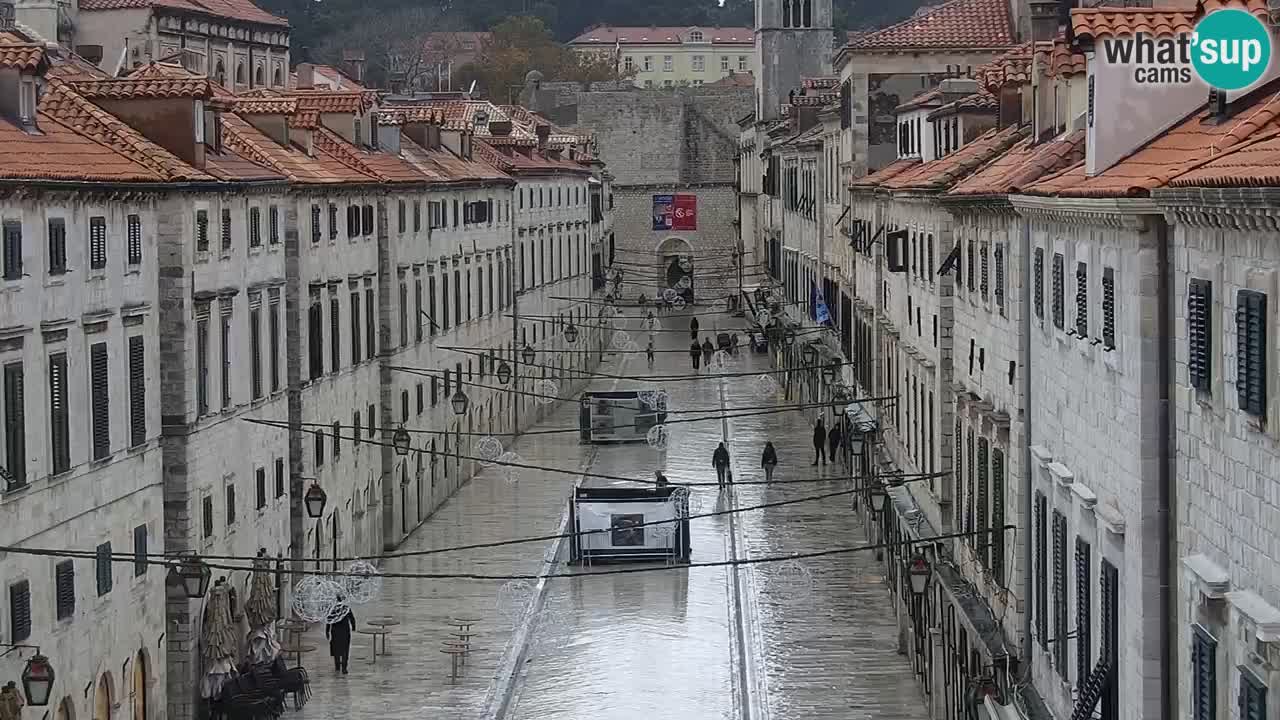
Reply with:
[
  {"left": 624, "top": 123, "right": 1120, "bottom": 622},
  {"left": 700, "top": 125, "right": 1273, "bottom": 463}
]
[{"left": 611, "top": 185, "right": 740, "bottom": 294}]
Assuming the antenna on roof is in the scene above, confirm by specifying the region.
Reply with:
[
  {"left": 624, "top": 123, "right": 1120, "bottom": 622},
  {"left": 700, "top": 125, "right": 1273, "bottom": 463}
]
[{"left": 467, "top": 80, "right": 477, "bottom": 98}]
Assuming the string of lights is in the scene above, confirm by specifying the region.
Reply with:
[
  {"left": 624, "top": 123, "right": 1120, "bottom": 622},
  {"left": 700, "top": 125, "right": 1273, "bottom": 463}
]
[{"left": 433, "top": 347, "right": 837, "bottom": 382}]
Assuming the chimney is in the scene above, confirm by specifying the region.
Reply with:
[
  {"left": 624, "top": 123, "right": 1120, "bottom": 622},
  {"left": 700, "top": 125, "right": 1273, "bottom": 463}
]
[
  {"left": 241, "top": 110, "right": 291, "bottom": 148},
  {"left": 998, "top": 84, "right": 1022, "bottom": 128},
  {"left": 85, "top": 88, "right": 209, "bottom": 169},
  {"left": 939, "top": 77, "right": 979, "bottom": 105},
  {"left": 377, "top": 115, "right": 401, "bottom": 154},
  {"left": 535, "top": 123, "right": 550, "bottom": 148},
  {"left": 296, "top": 62, "right": 316, "bottom": 89},
  {"left": 1027, "top": 0, "right": 1060, "bottom": 43},
  {"left": 342, "top": 49, "right": 366, "bottom": 83}
]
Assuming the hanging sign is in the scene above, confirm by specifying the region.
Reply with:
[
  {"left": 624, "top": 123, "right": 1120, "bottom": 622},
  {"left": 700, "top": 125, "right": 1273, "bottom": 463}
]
[{"left": 653, "top": 194, "right": 698, "bottom": 231}]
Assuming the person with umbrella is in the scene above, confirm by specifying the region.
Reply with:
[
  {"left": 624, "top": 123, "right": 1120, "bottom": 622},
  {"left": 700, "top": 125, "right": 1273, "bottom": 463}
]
[{"left": 325, "top": 601, "right": 357, "bottom": 674}]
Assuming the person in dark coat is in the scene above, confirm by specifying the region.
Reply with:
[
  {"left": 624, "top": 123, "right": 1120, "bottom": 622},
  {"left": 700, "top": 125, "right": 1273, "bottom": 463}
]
[
  {"left": 702, "top": 338, "right": 715, "bottom": 364},
  {"left": 812, "top": 418, "right": 827, "bottom": 466},
  {"left": 712, "top": 442, "right": 731, "bottom": 485},
  {"left": 689, "top": 340, "right": 702, "bottom": 370},
  {"left": 828, "top": 423, "right": 842, "bottom": 466},
  {"left": 761, "top": 441, "right": 778, "bottom": 483},
  {"left": 690, "top": 316, "right": 700, "bottom": 339},
  {"left": 325, "top": 603, "right": 356, "bottom": 674},
  {"left": 654, "top": 470, "right": 670, "bottom": 488}
]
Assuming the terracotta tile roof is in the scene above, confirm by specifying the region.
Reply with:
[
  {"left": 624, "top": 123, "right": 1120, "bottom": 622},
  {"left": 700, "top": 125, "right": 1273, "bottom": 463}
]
[
  {"left": 570, "top": 25, "right": 753, "bottom": 46},
  {"left": 949, "top": 130, "right": 1086, "bottom": 196},
  {"left": 203, "top": 147, "right": 284, "bottom": 182},
  {"left": 70, "top": 77, "right": 212, "bottom": 99},
  {"left": 848, "top": 0, "right": 1015, "bottom": 51},
  {"left": 289, "top": 90, "right": 379, "bottom": 114},
  {"left": 233, "top": 97, "right": 299, "bottom": 115},
  {"left": 1024, "top": 80, "right": 1280, "bottom": 197},
  {"left": 851, "top": 158, "right": 921, "bottom": 189},
  {"left": 0, "top": 42, "right": 45, "bottom": 71},
  {"left": 376, "top": 107, "right": 440, "bottom": 126},
  {"left": 77, "top": 0, "right": 288, "bottom": 26},
  {"left": 1049, "top": 38, "right": 1086, "bottom": 77},
  {"left": 43, "top": 49, "right": 112, "bottom": 81},
  {"left": 0, "top": 111, "right": 163, "bottom": 183},
  {"left": 406, "top": 137, "right": 512, "bottom": 182},
  {"left": 1069, "top": 7, "right": 1196, "bottom": 41},
  {"left": 39, "top": 79, "right": 210, "bottom": 181},
  {"left": 220, "top": 113, "right": 373, "bottom": 184},
  {"left": 896, "top": 89, "right": 944, "bottom": 113},
  {"left": 313, "top": 127, "right": 426, "bottom": 184},
  {"left": 930, "top": 90, "right": 999, "bottom": 119},
  {"left": 1163, "top": 128, "right": 1280, "bottom": 187},
  {"left": 126, "top": 61, "right": 199, "bottom": 80},
  {"left": 287, "top": 110, "right": 320, "bottom": 129},
  {"left": 885, "top": 124, "right": 1028, "bottom": 191}
]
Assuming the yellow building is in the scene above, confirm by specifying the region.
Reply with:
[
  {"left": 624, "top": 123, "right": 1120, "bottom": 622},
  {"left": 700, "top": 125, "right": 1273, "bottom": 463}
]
[{"left": 569, "top": 25, "right": 754, "bottom": 88}]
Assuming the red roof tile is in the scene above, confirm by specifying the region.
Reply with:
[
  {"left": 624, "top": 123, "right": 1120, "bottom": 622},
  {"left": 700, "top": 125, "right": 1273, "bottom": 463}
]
[
  {"left": 405, "top": 137, "right": 512, "bottom": 183},
  {"left": 929, "top": 90, "right": 999, "bottom": 119},
  {"left": 0, "top": 42, "right": 45, "bottom": 71},
  {"left": 1164, "top": 128, "right": 1280, "bottom": 187},
  {"left": 203, "top": 147, "right": 284, "bottom": 182},
  {"left": 848, "top": 0, "right": 1015, "bottom": 51},
  {"left": 70, "top": 77, "right": 212, "bottom": 99},
  {"left": 884, "top": 125, "right": 1028, "bottom": 191},
  {"left": 570, "top": 26, "right": 753, "bottom": 46},
  {"left": 290, "top": 90, "right": 379, "bottom": 114},
  {"left": 220, "top": 113, "right": 373, "bottom": 185},
  {"left": 1049, "top": 39, "right": 1086, "bottom": 77},
  {"left": 77, "top": 0, "right": 288, "bottom": 26},
  {"left": 851, "top": 158, "right": 921, "bottom": 189},
  {"left": 233, "top": 97, "right": 300, "bottom": 115},
  {"left": 314, "top": 127, "right": 426, "bottom": 184},
  {"left": 949, "top": 131, "right": 1086, "bottom": 196},
  {"left": 1024, "top": 80, "right": 1280, "bottom": 198},
  {"left": 126, "top": 61, "right": 200, "bottom": 80},
  {"left": 0, "top": 112, "right": 163, "bottom": 183},
  {"left": 1069, "top": 7, "right": 1196, "bottom": 41},
  {"left": 896, "top": 89, "right": 944, "bottom": 113}
]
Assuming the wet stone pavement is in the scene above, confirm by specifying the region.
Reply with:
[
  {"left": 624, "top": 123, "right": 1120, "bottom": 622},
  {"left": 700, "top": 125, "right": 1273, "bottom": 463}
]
[{"left": 293, "top": 309, "right": 929, "bottom": 720}]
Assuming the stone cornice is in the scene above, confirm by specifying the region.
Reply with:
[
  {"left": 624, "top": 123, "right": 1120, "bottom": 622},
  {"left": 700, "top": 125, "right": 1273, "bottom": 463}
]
[
  {"left": 939, "top": 193, "right": 1016, "bottom": 216},
  {"left": 1010, "top": 194, "right": 1160, "bottom": 230},
  {"left": 1154, "top": 187, "right": 1280, "bottom": 231}
]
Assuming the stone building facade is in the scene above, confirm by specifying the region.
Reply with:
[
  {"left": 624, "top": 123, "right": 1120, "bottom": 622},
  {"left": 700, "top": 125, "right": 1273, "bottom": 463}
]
[{"left": 568, "top": 25, "right": 754, "bottom": 89}]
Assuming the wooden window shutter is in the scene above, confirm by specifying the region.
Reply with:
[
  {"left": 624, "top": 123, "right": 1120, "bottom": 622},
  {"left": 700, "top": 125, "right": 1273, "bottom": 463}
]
[
  {"left": 332, "top": 421, "right": 341, "bottom": 458},
  {"left": 966, "top": 429, "right": 976, "bottom": 543},
  {"left": 967, "top": 240, "right": 976, "bottom": 292},
  {"left": 977, "top": 437, "right": 989, "bottom": 560},
  {"left": 314, "top": 430, "right": 324, "bottom": 468},
  {"left": 47, "top": 217, "right": 67, "bottom": 274},
  {"left": 994, "top": 244, "right": 1005, "bottom": 308},
  {"left": 1237, "top": 290, "right": 1268, "bottom": 416},
  {"left": 4, "top": 362, "right": 25, "bottom": 487},
  {"left": 953, "top": 420, "right": 964, "bottom": 531},
  {"left": 202, "top": 496, "right": 213, "bottom": 537},
  {"left": 90, "top": 342, "right": 110, "bottom": 460},
  {"left": 329, "top": 296, "right": 340, "bottom": 374},
  {"left": 1052, "top": 253, "right": 1065, "bottom": 329},
  {"left": 2, "top": 220, "right": 22, "bottom": 281},
  {"left": 274, "top": 457, "right": 284, "bottom": 498},
  {"left": 8, "top": 580, "right": 30, "bottom": 641},
  {"left": 362, "top": 204, "right": 374, "bottom": 236},
  {"left": 249, "top": 206, "right": 261, "bottom": 247},
  {"left": 350, "top": 290, "right": 362, "bottom": 364},
  {"left": 1188, "top": 279, "right": 1213, "bottom": 391},
  {"left": 128, "top": 335, "right": 145, "bottom": 448},
  {"left": 311, "top": 205, "right": 321, "bottom": 244},
  {"left": 95, "top": 541, "right": 112, "bottom": 596},
  {"left": 1239, "top": 673, "right": 1266, "bottom": 720},
  {"left": 1076, "top": 537, "right": 1092, "bottom": 686},
  {"left": 133, "top": 524, "right": 147, "bottom": 576},
  {"left": 1102, "top": 266, "right": 1116, "bottom": 348},
  {"left": 225, "top": 483, "right": 236, "bottom": 525},
  {"left": 1075, "top": 262, "right": 1089, "bottom": 336},
  {"left": 1035, "top": 491, "right": 1048, "bottom": 648},
  {"left": 255, "top": 466, "right": 266, "bottom": 508},
  {"left": 269, "top": 205, "right": 279, "bottom": 244},
  {"left": 367, "top": 404, "right": 375, "bottom": 437},
  {"left": 1191, "top": 626, "right": 1217, "bottom": 720},
  {"left": 89, "top": 216, "right": 107, "bottom": 269},
  {"left": 329, "top": 204, "right": 338, "bottom": 239},
  {"left": 127, "top": 214, "right": 142, "bottom": 265},
  {"left": 54, "top": 559, "right": 74, "bottom": 619},
  {"left": 1100, "top": 559, "right": 1120, "bottom": 720},
  {"left": 398, "top": 200, "right": 406, "bottom": 233},
  {"left": 308, "top": 301, "right": 322, "bottom": 380},
  {"left": 365, "top": 287, "right": 375, "bottom": 357},
  {"left": 1053, "top": 510, "right": 1068, "bottom": 674},
  {"left": 1034, "top": 247, "right": 1044, "bottom": 319},
  {"left": 354, "top": 411, "right": 362, "bottom": 446},
  {"left": 980, "top": 243, "right": 989, "bottom": 299},
  {"left": 220, "top": 207, "right": 232, "bottom": 251},
  {"left": 991, "top": 448, "right": 1005, "bottom": 582}
]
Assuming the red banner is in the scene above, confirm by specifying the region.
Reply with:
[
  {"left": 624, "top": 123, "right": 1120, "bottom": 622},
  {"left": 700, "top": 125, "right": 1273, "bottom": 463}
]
[{"left": 672, "top": 194, "right": 697, "bottom": 230}]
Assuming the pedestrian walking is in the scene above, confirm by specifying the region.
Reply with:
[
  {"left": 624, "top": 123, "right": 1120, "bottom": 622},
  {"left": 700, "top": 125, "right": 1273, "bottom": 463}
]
[
  {"left": 702, "top": 338, "right": 714, "bottom": 364},
  {"left": 811, "top": 418, "right": 827, "bottom": 465},
  {"left": 654, "top": 470, "right": 670, "bottom": 488},
  {"left": 712, "top": 442, "right": 731, "bottom": 486},
  {"left": 646, "top": 340, "right": 656, "bottom": 369},
  {"left": 690, "top": 316, "right": 700, "bottom": 340},
  {"left": 828, "top": 423, "right": 842, "bottom": 466},
  {"left": 689, "top": 340, "right": 702, "bottom": 370},
  {"left": 325, "top": 601, "right": 356, "bottom": 674},
  {"left": 761, "top": 441, "right": 778, "bottom": 483}
]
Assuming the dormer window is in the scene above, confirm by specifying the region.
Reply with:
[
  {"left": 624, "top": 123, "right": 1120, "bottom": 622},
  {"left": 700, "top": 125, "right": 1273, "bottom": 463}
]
[
  {"left": 688, "top": 30, "right": 703, "bottom": 42},
  {"left": 18, "top": 75, "right": 36, "bottom": 130},
  {"left": 474, "top": 110, "right": 489, "bottom": 127}
]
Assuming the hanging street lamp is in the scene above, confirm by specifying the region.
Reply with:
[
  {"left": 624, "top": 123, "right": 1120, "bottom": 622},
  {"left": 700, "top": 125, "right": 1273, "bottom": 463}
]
[
  {"left": 784, "top": 329, "right": 797, "bottom": 347},
  {"left": 521, "top": 343, "right": 537, "bottom": 366},
  {"left": 21, "top": 654, "right": 54, "bottom": 707},
  {"left": 564, "top": 322, "right": 579, "bottom": 344},
  {"left": 868, "top": 481, "right": 887, "bottom": 516},
  {"left": 822, "top": 363, "right": 839, "bottom": 384},
  {"left": 802, "top": 345, "right": 818, "bottom": 366},
  {"left": 303, "top": 482, "right": 327, "bottom": 519},
  {"left": 168, "top": 554, "right": 213, "bottom": 600},
  {"left": 496, "top": 360, "right": 512, "bottom": 386},
  {"left": 907, "top": 553, "right": 932, "bottom": 596},
  {"left": 450, "top": 389, "right": 470, "bottom": 416},
  {"left": 392, "top": 425, "right": 411, "bottom": 457}
]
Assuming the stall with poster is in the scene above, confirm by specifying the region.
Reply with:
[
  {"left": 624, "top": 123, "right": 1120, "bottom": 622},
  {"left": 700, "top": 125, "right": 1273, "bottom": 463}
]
[
  {"left": 569, "top": 486, "right": 692, "bottom": 564},
  {"left": 578, "top": 390, "right": 667, "bottom": 443}
]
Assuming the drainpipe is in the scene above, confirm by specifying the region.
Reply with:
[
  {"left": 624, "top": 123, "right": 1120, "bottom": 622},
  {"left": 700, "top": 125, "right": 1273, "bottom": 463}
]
[
  {"left": 1018, "top": 209, "right": 1034, "bottom": 676},
  {"left": 1156, "top": 216, "right": 1176, "bottom": 720}
]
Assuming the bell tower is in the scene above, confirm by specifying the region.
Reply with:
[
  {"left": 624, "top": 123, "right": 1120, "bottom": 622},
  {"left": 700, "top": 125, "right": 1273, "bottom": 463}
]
[{"left": 754, "top": 0, "right": 833, "bottom": 122}]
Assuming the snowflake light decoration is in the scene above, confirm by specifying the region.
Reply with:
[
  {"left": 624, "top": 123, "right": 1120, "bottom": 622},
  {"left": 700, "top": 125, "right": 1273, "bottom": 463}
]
[
  {"left": 497, "top": 580, "right": 533, "bottom": 621},
  {"left": 646, "top": 424, "right": 670, "bottom": 450},
  {"left": 753, "top": 374, "right": 781, "bottom": 396},
  {"left": 496, "top": 451, "right": 523, "bottom": 483},
  {"left": 340, "top": 560, "right": 383, "bottom": 605},
  {"left": 475, "top": 436, "right": 504, "bottom": 466},
  {"left": 292, "top": 576, "right": 342, "bottom": 623},
  {"left": 534, "top": 379, "right": 559, "bottom": 404}
]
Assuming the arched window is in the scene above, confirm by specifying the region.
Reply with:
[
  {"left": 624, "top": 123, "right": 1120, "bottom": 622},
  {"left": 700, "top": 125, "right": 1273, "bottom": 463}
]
[
  {"left": 253, "top": 65, "right": 264, "bottom": 86},
  {"left": 94, "top": 674, "right": 114, "bottom": 720},
  {"left": 802, "top": 0, "right": 811, "bottom": 27},
  {"left": 133, "top": 650, "right": 149, "bottom": 720},
  {"left": 235, "top": 62, "right": 246, "bottom": 86},
  {"left": 213, "top": 59, "right": 225, "bottom": 86},
  {"left": 272, "top": 66, "right": 283, "bottom": 86},
  {"left": 57, "top": 697, "right": 76, "bottom": 720},
  {"left": 782, "top": 0, "right": 791, "bottom": 27},
  {"left": 688, "top": 29, "right": 703, "bottom": 41},
  {"left": 792, "top": 0, "right": 802, "bottom": 28}
]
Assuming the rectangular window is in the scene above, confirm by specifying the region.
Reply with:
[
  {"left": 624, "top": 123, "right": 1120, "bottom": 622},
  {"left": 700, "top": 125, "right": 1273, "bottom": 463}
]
[
  {"left": 220, "top": 301, "right": 232, "bottom": 408},
  {"left": 225, "top": 482, "right": 236, "bottom": 526},
  {"left": 417, "top": 382, "right": 424, "bottom": 414},
  {"left": 1100, "top": 559, "right": 1120, "bottom": 720},
  {"left": 980, "top": 243, "right": 989, "bottom": 299},
  {"left": 428, "top": 275, "right": 438, "bottom": 336},
  {"left": 977, "top": 437, "right": 989, "bottom": 558},
  {"left": 2, "top": 363, "right": 24, "bottom": 487},
  {"left": 133, "top": 525, "right": 147, "bottom": 576},
  {"left": 47, "top": 218, "right": 66, "bottom": 274},
  {"left": 8, "top": 580, "right": 30, "bottom": 641},
  {"left": 1189, "top": 279, "right": 1212, "bottom": 392},
  {"left": 255, "top": 467, "right": 266, "bottom": 509},
  {"left": 1035, "top": 491, "right": 1048, "bottom": 648},
  {"left": 54, "top": 560, "right": 74, "bottom": 619},
  {"left": 440, "top": 273, "right": 450, "bottom": 331},
  {"left": 329, "top": 204, "right": 338, "bottom": 240},
  {"left": 127, "top": 214, "right": 142, "bottom": 266},
  {"left": 308, "top": 299, "right": 323, "bottom": 381},
  {"left": 202, "top": 495, "right": 213, "bottom": 538},
  {"left": 400, "top": 281, "right": 408, "bottom": 347},
  {"left": 720, "top": 55, "right": 729, "bottom": 71},
  {"left": 2, "top": 220, "right": 22, "bottom": 280},
  {"left": 994, "top": 244, "right": 1005, "bottom": 308},
  {"left": 249, "top": 206, "right": 262, "bottom": 247},
  {"left": 197, "top": 209, "right": 210, "bottom": 252},
  {"left": 332, "top": 421, "right": 341, "bottom": 459},
  {"left": 1237, "top": 289, "right": 1267, "bottom": 417},
  {"left": 362, "top": 205, "right": 374, "bottom": 236},
  {"left": 398, "top": 200, "right": 406, "bottom": 234},
  {"left": 197, "top": 309, "right": 211, "bottom": 413},
  {"left": 1076, "top": 537, "right": 1092, "bottom": 685},
  {"left": 95, "top": 542, "right": 112, "bottom": 596},
  {"left": 269, "top": 297, "right": 280, "bottom": 392},
  {"left": 220, "top": 207, "right": 232, "bottom": 251},
  {"left": 274, "top": 457, "right": 284, "bottom": 498},
  {"left": 1102, "top": 266, "right": 1116, "bottom": 348},
  {"left": 738, "top": 56, "right": 747, "bottom": 71},
  {"left": 415, "top": 279, "right": 423, "bottom": 342},
  {"left": 249, "top": 301, "right": 262, "bottom": 399},
  {"left": 1239, "top": 672, "right": 1266, "bottom": 720},
  {"left": 953, "top": 420, "right": 964, "bottom": 531},
  {"left": 1052, "top": 252, "right": 1065, "bottom": 329},
  {"left": 347, "top": 205, "right": 360, "bottom": 238},
  {"left": 413, "top": 201, "right": 421, "bottom": 232},
  {"left": 269, "top": 205, "right": 279, "bottom": 245},
  {"left": 350, "top": 291, "right": 362, "bottom": 364},
  {"left": 990, "top": 448, "right": 1004, "bottom": 581},
  {"left": 1033, "top": 247, "right": 1044, "bottom": 319},
  {"left": 1052, "top": 509, "right": 1069, "bottom": 675},
  {"left": 128, "top": 336, "right": 145, "bottom": 447},
  {"left": 663, "top": 55, "right": 673, "bottom": 72},
  {"left": 692, "top": 55, "right": 704, "bottom": 72},
  {"left": 367, "top": 404, "right": 375, "bottom": 437},
  {"left": 329, "top": 296, "right": 340, "bottom": 373},
  {"left": 89, "top": 216, "right": 107, "bottom": 269},
  {"left": 453, "top": 270, "right": 461, "bottom": 326},
  {"left": 1075, "top": 261, "right": 1089, "bottom": 336},
  {"left": 89, "top": 342, "right": 109, "bottom": 460},
  {"left": 311, "top": 204, "right": 322, "bottom": 244},
  {"left": 1191, "top": 627, "right": 1217, "bottom": 720},
  {"left": 365, "top": 287, "right": 375, "bottom": 358}
]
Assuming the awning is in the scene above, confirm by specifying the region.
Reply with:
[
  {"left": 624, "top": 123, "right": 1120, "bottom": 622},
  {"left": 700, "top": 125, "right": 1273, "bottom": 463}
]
[{"left": 845, "top": 401, "right": 877, "bottom": 433}]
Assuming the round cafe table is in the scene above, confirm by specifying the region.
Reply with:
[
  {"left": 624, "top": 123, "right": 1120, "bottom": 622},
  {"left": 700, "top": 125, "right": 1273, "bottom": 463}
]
[{"left": 365, "top": 617, "right": 400, "bottom": 656}]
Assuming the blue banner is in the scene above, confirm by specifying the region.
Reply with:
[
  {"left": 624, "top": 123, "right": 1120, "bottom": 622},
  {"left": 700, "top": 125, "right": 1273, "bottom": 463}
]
[
  {"left": 811, "top": 285, "right": 831, "bottom": 325},
  {"left": 652, "top": 195, "right": 674, "bottom": 231}
]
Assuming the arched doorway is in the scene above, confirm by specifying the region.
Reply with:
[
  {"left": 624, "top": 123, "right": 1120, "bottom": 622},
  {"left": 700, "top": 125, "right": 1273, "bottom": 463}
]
[
  {"left": 57, "top": 697, "right": 76, "bottom": 720},
  {"left": 654, "top": 237, "right": 695, "bottom": 303},
  {"left": 132, "top": 650, "right": 149, "bottom": 720},
  {"left": 94, "top": 673, "right": 114, "bottom": 720}
]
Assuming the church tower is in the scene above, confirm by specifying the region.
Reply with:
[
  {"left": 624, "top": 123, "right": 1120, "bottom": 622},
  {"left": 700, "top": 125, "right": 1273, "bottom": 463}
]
[{"left": 753, "top": 0, "right": 833, "bottom": 122}]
